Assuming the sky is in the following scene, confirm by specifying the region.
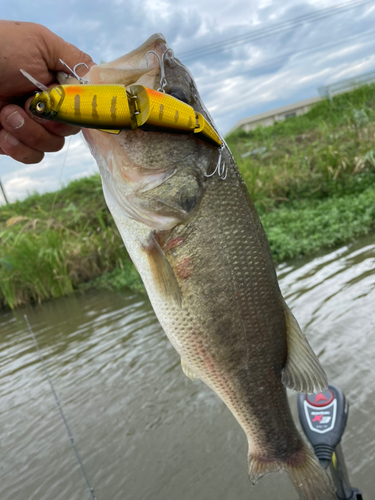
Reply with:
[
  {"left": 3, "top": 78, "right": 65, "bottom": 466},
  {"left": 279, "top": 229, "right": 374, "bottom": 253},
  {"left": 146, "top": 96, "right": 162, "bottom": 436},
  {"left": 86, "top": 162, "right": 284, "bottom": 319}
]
[{"left": 2, "top": 0, "right": 375, "bottom": 203}]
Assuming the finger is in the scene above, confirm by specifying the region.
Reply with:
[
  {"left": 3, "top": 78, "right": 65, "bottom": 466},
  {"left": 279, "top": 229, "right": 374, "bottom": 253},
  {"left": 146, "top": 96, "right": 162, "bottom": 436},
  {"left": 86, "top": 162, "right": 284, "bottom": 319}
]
[
  {"left": 0, "top": 128, "right": 45, "bottom": 164},
  {"left": 0, "top": 22, "right": 58, "bottom": 96},
  {"left": 40, "top": 26, "right": 95, "bottom": 76},
  {"left": 1, "top": 105, "right": 65, "bottom": 153},
  {"left": 40, "top": 120, "right": 81, "bottom": 137},
  {"left": 23, "top": 96, "right": 81, "bottom": 137}
]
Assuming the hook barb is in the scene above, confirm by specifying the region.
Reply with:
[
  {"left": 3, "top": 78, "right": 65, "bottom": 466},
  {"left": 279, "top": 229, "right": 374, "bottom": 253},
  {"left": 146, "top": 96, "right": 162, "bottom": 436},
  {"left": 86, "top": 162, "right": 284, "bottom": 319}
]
[{"left": 145, "top": 47, "right": 174, "bottom": 92}]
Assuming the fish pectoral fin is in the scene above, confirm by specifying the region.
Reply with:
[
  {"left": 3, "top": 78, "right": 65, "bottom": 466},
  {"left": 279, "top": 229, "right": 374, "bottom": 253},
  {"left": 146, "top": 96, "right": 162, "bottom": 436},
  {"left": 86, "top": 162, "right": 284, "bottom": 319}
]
[
  {"left": 181, "top": 358, "right": 200, "bottom": 381},
  {"left": 143, "top": 233, "right": 182, "bottom": 306},
  {"left": 281, "top": 302, "right": 328, "bottom": 394}
]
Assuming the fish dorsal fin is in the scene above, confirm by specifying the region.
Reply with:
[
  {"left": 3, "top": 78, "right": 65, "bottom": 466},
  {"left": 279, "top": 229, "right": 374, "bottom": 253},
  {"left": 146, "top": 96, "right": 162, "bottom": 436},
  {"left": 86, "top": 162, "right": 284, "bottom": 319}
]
[
  {"left": 281, "top": 302, "right": 328, "bottom": 394},
  {"left": 143, "top": 233, "right": 182, "bottom": 306},
  {"left": 181, "top": 358, "right": 199, "bottom": 381}
]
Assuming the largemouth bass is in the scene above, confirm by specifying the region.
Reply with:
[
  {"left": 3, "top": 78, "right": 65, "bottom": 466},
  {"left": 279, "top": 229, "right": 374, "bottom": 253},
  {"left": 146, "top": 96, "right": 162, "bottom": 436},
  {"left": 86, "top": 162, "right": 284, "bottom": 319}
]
[{"left": 57, "top": 34, "right": 335, "bottom": 499}]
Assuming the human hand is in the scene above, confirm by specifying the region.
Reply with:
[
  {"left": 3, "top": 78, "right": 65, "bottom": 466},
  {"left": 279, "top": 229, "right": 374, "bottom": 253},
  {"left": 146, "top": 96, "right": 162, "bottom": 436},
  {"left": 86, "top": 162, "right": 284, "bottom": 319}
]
[{"left": 0, "top": 21, "right": 94, "bottom": 164}]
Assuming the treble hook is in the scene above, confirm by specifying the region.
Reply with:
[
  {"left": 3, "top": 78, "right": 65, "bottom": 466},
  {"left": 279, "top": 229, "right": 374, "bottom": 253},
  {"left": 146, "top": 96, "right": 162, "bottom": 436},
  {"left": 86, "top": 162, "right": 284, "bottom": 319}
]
[
  {"left": 145, "top": 48, "right": 174, "bottom": 92},
  {"left": 205, "top": 145, "right": 228, "bottom": 181},
  {"left": 59, "top": 59, "right": 89, "bottom": 84}
]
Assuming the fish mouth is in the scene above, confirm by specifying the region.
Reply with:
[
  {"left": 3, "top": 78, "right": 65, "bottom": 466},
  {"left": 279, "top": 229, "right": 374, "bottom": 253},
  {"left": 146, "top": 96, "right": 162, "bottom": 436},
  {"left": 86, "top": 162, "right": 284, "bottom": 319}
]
[{"left": 57, "top": 33, "right": 169, "bottom": 91}]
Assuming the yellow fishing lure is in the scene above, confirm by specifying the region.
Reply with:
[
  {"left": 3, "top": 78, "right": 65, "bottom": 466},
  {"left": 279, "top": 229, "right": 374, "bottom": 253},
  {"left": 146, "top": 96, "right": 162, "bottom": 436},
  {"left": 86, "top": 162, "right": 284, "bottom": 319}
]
[{"left": 29, "top": 84, "right": 222, "bottom": 147}]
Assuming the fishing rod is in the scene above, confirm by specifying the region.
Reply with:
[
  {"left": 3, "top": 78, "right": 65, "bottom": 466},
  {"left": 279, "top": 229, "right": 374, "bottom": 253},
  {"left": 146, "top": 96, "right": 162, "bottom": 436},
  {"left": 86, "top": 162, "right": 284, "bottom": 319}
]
[{"left": 297, "top": 385, "right": 363, "bottom": 499}]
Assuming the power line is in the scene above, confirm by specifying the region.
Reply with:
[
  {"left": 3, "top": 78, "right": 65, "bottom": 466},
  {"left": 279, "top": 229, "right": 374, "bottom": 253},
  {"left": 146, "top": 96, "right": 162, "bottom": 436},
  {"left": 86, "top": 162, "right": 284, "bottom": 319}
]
[
  {"left": 211, "top": 28, "right": 375, "bottom": 119},
  {"left": 179, "top": 0, "right": 373, "bottom": 60},
  {"left": 178, "top": 0, "right": 375, "bottom": 62},
  {"left": 220, "top": 27, "right": 375, "bottom": 82}
]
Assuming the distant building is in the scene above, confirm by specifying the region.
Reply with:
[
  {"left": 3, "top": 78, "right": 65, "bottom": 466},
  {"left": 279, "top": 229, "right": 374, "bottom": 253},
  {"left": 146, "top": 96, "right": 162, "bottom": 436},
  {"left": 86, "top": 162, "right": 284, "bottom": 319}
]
[
  {"left": 227, "top": 96, "right": 321, "bottom": 134},
  {"left": 228, "top": 69, "right": 375, "bottom": 135}
]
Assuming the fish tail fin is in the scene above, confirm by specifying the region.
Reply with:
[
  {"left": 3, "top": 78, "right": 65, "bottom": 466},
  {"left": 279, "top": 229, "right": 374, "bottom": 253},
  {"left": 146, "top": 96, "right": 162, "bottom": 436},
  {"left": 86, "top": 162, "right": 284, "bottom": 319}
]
[
  {"left": 248, "top": 455, "right": 282, "bottom": 485},
  {"left": 248, "top": 446, "right": 336, "bottom": 500},
  {"left": 286, "top": 446, "right": 336, "bottom": 500}
]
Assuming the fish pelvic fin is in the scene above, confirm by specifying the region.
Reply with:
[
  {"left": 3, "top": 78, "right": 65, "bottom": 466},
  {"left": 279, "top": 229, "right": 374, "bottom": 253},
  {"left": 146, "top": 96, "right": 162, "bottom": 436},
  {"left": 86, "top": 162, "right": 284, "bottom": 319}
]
[
  {"left": 248, "top": 446, "right": 336, "bottom": 500},
  {"left": 181, "top": 358, "right": 199, "bottom": 381},
  {"left": 281, "top": 302, "right": 328, "bottom": 394}
]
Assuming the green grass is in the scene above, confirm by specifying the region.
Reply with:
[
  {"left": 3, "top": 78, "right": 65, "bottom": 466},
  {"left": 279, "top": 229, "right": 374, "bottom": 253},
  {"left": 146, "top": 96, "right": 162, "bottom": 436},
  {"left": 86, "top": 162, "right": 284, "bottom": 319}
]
[
  {"left": 0, "top": 176, "right": 130, "bottom": 309},
  {"left": 1, "top": 84, "right": 375, "bottom": 309},
  {"left": 226, "top": 84, "right": 375, "bottom": 209},
  {"left": 262, "top": 184, "right": 375, "bottom": 261}
]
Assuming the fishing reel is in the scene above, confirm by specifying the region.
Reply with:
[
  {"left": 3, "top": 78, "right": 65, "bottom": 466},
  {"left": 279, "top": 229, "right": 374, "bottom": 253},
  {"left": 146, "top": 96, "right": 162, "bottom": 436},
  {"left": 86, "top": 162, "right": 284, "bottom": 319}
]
[{"left": 297, "top": 385, "right": 363, "bottom": 500}]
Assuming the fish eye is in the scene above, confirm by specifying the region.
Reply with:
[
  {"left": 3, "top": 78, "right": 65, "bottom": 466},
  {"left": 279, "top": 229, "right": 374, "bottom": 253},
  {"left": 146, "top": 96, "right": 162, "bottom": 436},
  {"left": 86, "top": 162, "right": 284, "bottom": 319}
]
[
  {"left": 169, "top": 88, "right": 189, "bottom": 105},
  {"left": 36, "top": 102, "right": 45, "bottom": 112}
]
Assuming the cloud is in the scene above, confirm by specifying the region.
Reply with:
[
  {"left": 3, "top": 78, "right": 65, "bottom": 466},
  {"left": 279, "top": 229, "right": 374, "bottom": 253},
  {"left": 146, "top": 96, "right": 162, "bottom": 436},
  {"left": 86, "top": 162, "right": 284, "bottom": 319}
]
[
  {"left": 2, "top": 0, "right": 375, "bottom": 201},
  {"left": 5, "top": 174, "right": 51, "bottom": 200},
  {"left": 1, "top": 135, "right": 98, "bottom": 204}
]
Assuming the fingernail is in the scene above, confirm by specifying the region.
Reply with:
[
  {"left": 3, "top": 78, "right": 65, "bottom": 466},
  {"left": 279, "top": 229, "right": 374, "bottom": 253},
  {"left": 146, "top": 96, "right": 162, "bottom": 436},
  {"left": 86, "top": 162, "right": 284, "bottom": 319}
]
[
  {"left": 6, "top": 111, "right": 25, "bottom": 129},
  {"left": 4, "top": 132, "right": 19, "bottom": 146}
]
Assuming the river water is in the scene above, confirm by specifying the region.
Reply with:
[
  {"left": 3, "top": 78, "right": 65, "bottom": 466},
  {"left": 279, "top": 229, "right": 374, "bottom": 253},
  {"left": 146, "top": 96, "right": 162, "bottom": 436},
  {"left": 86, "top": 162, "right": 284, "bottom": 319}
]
[{"left": 1, "top": 233, "right": 374, "bottom": 500}]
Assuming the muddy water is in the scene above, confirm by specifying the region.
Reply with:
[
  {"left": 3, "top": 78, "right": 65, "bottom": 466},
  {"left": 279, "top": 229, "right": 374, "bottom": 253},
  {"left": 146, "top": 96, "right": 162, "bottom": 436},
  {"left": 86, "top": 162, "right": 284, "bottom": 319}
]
[{"left": 1, "top": 234, "right": 374, "bottom": 500}]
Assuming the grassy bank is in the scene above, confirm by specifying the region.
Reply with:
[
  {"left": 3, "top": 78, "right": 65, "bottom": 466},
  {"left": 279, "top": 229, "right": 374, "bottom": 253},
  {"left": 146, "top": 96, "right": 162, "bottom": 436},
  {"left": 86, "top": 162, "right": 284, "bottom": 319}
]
[
  {"left": 227, "top": 84, "right": 375, "bottom": 208},
  {"left": 1, "top": 85, "right": 375, "bottom": 309},
  {"left": 0, "top": 177, "right": 141, "bottom": 309}
]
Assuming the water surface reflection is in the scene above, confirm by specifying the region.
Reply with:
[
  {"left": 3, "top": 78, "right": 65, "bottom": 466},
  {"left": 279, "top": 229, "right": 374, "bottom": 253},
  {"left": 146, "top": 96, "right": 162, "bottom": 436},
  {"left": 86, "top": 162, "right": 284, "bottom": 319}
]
[{"left": 1, "top": 234, "right": 374, "bottom": 499}]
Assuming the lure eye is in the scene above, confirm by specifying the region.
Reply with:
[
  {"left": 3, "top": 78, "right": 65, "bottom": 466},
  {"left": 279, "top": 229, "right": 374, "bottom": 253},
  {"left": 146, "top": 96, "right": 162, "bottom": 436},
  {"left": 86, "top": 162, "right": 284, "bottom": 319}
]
[{"left": 36, "top": 102, "right": 45, "bottom": 112}]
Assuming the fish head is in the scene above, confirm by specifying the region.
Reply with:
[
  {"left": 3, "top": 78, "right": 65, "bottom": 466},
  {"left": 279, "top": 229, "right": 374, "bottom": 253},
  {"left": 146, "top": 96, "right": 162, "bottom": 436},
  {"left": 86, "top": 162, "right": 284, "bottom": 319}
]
[
  {"left": 60, "top": 34, "right": 219, "bottom": 230},
  {"left": 58, "top": 33, "right": 207, "bottom": 116}
]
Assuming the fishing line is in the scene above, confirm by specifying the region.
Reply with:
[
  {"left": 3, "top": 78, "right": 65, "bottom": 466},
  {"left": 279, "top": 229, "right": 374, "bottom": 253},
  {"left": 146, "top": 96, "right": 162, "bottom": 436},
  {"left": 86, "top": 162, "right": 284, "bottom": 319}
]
[
  {"left": 24, "top": 315, "right": 98, "bottom": 500},
  {"left": 49, "top": 135, "right": 72, "bottom": 220}
]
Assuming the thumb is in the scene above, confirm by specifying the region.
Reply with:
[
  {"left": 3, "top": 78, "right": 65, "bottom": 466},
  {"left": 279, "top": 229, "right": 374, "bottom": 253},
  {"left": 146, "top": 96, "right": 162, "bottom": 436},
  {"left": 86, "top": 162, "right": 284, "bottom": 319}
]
[{"left": 40, "top": 26, "right": 95, "bottom": 77}]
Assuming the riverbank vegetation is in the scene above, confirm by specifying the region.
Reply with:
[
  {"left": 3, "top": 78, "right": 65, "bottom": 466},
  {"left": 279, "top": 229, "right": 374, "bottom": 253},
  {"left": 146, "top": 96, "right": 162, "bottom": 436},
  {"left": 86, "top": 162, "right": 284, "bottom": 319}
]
[
  {"left": 0, "top": 177, "right": 139, "bottom": 309},
  {"left": 1, "top": 85, "right": 375, "bottom": 309}
]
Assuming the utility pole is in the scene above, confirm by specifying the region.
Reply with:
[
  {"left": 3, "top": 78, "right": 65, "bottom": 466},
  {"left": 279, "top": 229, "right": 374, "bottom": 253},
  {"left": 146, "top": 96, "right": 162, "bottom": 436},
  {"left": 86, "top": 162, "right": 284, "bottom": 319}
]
[{"left": 0, "top": 177, "right": 9, "bottom": 204}]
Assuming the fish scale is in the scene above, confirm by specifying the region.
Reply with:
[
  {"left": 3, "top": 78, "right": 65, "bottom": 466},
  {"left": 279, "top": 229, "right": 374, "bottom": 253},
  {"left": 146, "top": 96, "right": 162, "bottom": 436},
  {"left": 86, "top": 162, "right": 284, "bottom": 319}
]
[
  {"left": 160, "top": 159, "right": 293, "bottom": 454},
  {"left": 63, "top": 33, "right": 336, "bottom": 500}
]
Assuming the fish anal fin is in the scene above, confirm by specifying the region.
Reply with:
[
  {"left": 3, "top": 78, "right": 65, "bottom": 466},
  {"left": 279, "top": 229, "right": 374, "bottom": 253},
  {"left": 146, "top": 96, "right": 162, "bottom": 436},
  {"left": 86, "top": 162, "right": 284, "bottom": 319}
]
[
  {"left": 143, "top": 233, "right": 182, "bottom": 306},
  {"left": 181, "top": 358, "right": 199, "bottom": 381},
  {"left": 281, "top": 303, "right": 328, "bottom": 394}
]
